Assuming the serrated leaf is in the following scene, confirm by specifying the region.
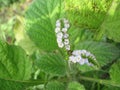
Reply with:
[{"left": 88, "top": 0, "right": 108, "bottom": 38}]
[
  {"left": 101, "top": 0, "right": 120, "bottom": 42},
  {"left": 0, "top": 41, "right": 32, "bottom": 80},
  {"left": 110, "top": 59, "right": 120, "bottom": 84},
  {"left": 46, "top": 81, "right": 65, "bottom": 90},
  {"left": 0, "top": 40, "right": 34, "bottom": 90},
  {"left": 37, "top": 53, "right": 66, "bottom": 76},
  {"left": 66, "top": 0, "right": 112, "bottom": 29},
  {"left": 25, "top": 0, "right": 64, "bottom": 51},
  {"left": 0, "top": 78, "right": 45, "bottom": 90},
  {"left": 67, "top": 81, "right": 85, "bottom": 90},
  {"left": 75, "top": 41, "right": 120, "bottom": 67}
]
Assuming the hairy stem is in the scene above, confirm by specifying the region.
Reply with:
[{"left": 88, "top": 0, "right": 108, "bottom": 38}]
[{"left": 79, "top": 75, "right": 120, "bottom": 88}]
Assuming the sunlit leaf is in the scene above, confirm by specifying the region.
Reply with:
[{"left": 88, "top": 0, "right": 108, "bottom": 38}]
[{"left": 26, "top": 0, "right": 64, "bottom": 51}]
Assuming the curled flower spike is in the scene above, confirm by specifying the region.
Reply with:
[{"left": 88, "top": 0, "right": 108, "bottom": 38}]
[
  {"left": 55, "top": 18, "right": 70, "bottom": 50},
  {"left": 69, "top": 50, "right": 96, "bottom": 66}
]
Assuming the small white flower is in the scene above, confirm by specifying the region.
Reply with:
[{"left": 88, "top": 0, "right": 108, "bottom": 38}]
[
  {"left": 72, "top": 50, "right": 80, "bottom": 56},
  {"left": 57, "top": 38, "right": 62, "bottom": 43},
  {"left": 64, "top": 39, "right": 69, "bottom": 45},
  {"left": 55, "top": 18, "right": 71, "bottom": 51},
  {"left": 56, "top": 32, "right": 63, "bottom": 38},
  {"left": 84, "top": 58, "right": 89, "bottom": 64},
  {"left": 81, "top": 50, "right": 87, "bottom": 55},
  {"left": 55, "top": 27, "right": 60, "bottom": 33},
  {"left": 56, "top": 22, "right": 61, "bottom": 27},
  {"left": 76, "top": 55, "right": 82, "bottom": 62},
  {"left": 63, "top": 34, "right": 69, "bottom": 39},
  {"left": 62, "top": 28, "right": 67, "bottom": 33},
  {"left": 58, "top": 42, "right": 64, "bottom": 48},
  {"left": 79, "top": 58, "right": 85, "bottom": 65},
  {"left": 65, "top": 44, "right": 70, "bottom": 50},
  {"left": 70, "top": 50, "right": 96, "bottom": 66},
  {"left": 65, "top": 24, "right": 70, "bottom": 28},
  {"left": 69, "top": 56, "right": 75, "bottom": 63}
]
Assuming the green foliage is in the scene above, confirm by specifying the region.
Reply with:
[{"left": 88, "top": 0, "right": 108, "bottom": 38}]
[
  {"left": 14, "top": 16, "right": 37, "bottom": 55},
  {"left": 46, "top": 81, "right": 65, "bottom": 90},
  {"left": 0, "top": 0, "right": 19, "bottom": 7},
  {"left": 0, "top": 17, "right": 15, "bottom": 42},
  {"left": 68, "top": 81, "right": 85, "bottom": 90},
  {"left": 26, "top": 0, "right": 64, "bottom": 51},
  {"left": 0, "top": 40, "right": 32, "bottom": 80},
  {"left": 36, "top": 53, "right": 66, "bottom": 76},
  {"left": 101, "top": 0, "right": 120, "bottom": 42},
  {"left": 0, "top": 0, "right": 120, "bottom": 90},
  {"left": 0, "top": 40, "right": 40, "bottom": 90},
  {"left": 110, "top": 59, "right": 120, "bottom": 83},
  {"left": 66, "top": 0, "right": 112, "bottom": 29}
]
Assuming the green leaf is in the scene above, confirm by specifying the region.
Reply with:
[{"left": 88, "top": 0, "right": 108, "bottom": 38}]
[
  {"left": 46, "top": 81, "right": 65, "bottom": 90},
  {"left": 75, "top": 41, "right": 120, "bottom": 67},
  {"left": 25, "top": 0, "right": 64, "bottom": 51},
  {"left": 67, "top": 81, "right": 85, "bottom": 90},
  {"left": 76, "top": 64, "right": 97, "bottom": 73},
  {"left": 66, "top": 0, "right": 112, "bottom": 29},
  {"left": 0, "top": 78, "right": 36, "bottom": 90},
  {"left": 0, "top": 40, "right": 34, "bottom": 90},
  {"left": 14, "top": 16, "right": 37, "bottom": 55},
  {"left": 110, "top": 59, "right": 120, "bottom": 84},
  {"left": 37, "top": 53, "right": 66, "bottom": 76},
  {"left": 0, "top": 41, "right": 32, "bottom": 80},
  {"left": 101, "top": 0, "right": 120, "bottom": 42},
  {"left": 69, "top": 28, "right": 94, "bottom": 45}
]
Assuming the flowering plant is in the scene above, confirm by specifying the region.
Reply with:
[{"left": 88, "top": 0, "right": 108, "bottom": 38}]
[{"left": 0, "top": 0, "right": 120, "bottom": 90}]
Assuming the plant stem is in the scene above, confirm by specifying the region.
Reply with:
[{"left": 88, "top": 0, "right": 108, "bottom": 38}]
[{"left": 79, "top": 75, "right": 120, "bottom": 88}]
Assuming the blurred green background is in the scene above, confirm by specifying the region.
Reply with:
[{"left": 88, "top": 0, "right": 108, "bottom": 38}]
[{"left": 0, "top": 0, "right": 32, "bottom": 44}]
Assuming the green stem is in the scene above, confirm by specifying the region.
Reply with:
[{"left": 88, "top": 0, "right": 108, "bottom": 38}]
[{"left": 79, "top": 76, "right": 120, "bottom": 88}]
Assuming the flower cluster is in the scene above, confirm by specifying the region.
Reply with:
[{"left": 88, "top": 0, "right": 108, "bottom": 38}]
[
  {"left": 55, "top": 18, "right": 97, "bottom": 66},
  {"left": 69, "top": 50, "right": 96, "bottom": 66},
  {"left": 55, "top": 18, "right": 70, "bottom": 51}
]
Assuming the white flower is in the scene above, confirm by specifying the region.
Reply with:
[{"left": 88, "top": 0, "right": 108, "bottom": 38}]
[
  {"left": 57, "top": 38, "right": 62, "bottom": 43},
  {"left": 55, "top": 27, "right": 60, "bottom": 33},
  {"left": 63, "top": 33, "right": 69, "bottom": 38},
  {"left": 76, "top": 55, "right": 82, "bottom": 62},
  {"left": 64, "top": 39, "right": 69, "bottom": 45},
  {"left": 55, "top": 18, "right": 71, "bottom": 51},
  {"left": 56, "top": 32, "right": 63, "bottom": 38},
  {"left": 62, "top": 28, "right": 67, "bottom": 33},
  {"left": 80, "top": 50, "right": 87, "bottom": 54},
  {"left": 69, "top": 56, "right": 77, "bottom": 63},
  {"left": 79, "top": 58, "right": 85, "bottom": 65},
  {"left": 72, "top": 50, "right": 81, "bottom": 56},
  {"left": 56, "top": 22, "right": 61, "bottom": 27},
  {"left": 65, "top": 24, "right": 70, "bottom": 28},
  {"left": 69, "top": 50, "right": 96, "bottom": 66},
  {"left": 84, "top": 58, "right": 89, "bottom": 64},
  {"left": 65, "top": 44, "right": 70, "bottom": 50},
  {"left": 58, "top": 42, "right": 64, "bottom": 48}
]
